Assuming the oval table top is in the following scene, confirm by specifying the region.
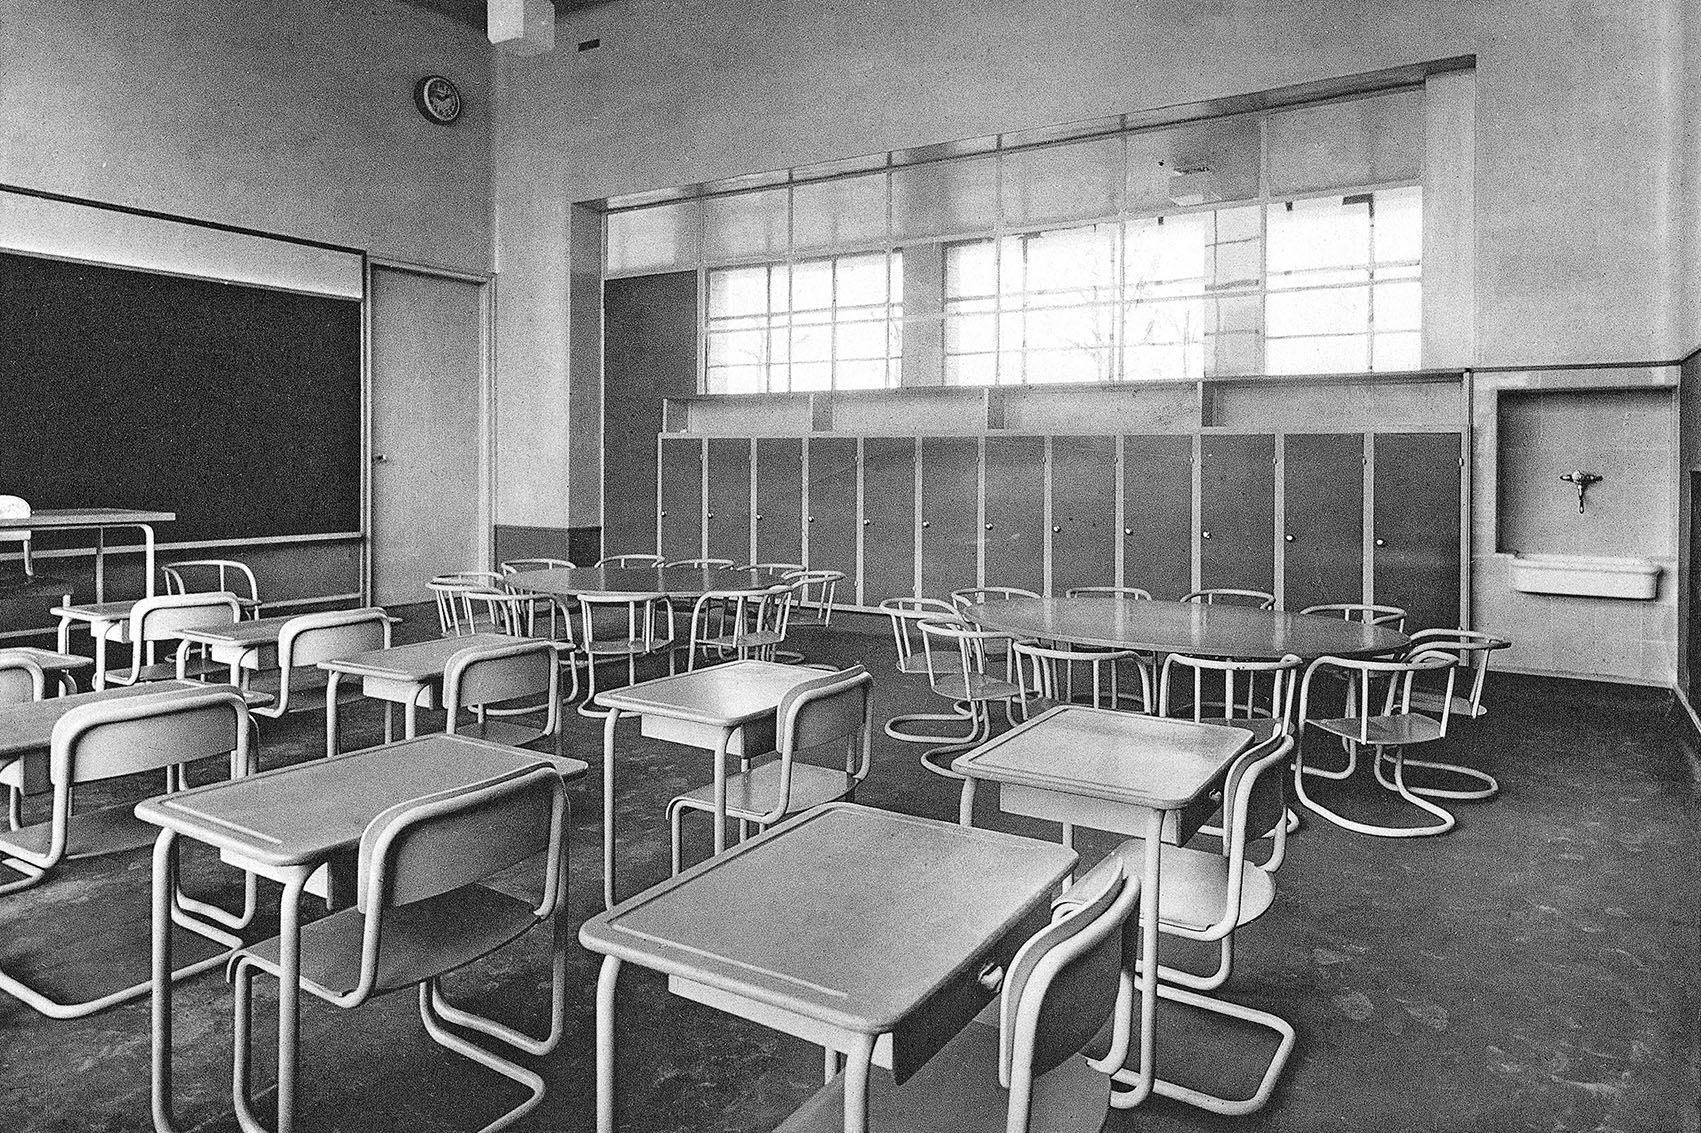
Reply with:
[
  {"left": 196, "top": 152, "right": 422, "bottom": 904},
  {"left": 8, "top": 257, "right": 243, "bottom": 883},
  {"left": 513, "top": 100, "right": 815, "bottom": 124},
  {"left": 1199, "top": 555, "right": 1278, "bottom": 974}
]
[
  {"left": 965, "top": 596, "right": 1408, "bottom": 661},
  {"left": 512, "top": 565, "right": 791, "bottom": 602}
]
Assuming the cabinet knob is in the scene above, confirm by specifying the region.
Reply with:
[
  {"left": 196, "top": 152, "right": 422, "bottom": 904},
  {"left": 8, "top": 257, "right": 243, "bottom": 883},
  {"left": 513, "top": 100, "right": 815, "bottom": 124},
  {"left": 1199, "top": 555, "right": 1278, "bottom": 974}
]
[
  {"left": 985, "top": 523, "right": 994, "bottom": 531},
  {"left": 659, "top": 510, "right": 668, "bottom": 517},
  {"left": 706, "top": 512, "right": 715, "bottom": 519},
  {"left": 1284, "top": 534, "right": 1295, "bottom": 543},
  {"left": 863, "top": 519, "right": 872, "bottom": 526},
  {"left": 1123, "top": 528, "right": 1133, "bottom": 536},
  {"left": 807, "top": 516, "right": 815, "bottom": 523},
  {"left": 755, "top": 513, "right": 764, "bottom": 521},
  {"left": 1375, "top": 538, "right": 1387, "bottom": 547},
  {"left": 1052, "top": 525, "right": 1061, "bottom": 533},
  {"left": 921, "top": 520, "right": 931, "bottom": 528},
  {"left": 1202, "top": 531, "right": 1212, "bottom": 540}
]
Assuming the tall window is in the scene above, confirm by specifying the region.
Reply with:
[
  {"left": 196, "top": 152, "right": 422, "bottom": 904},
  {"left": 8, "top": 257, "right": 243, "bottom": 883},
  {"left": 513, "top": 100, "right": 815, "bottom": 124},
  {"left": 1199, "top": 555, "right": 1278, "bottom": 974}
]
[{"left": 704, "top": 251, "right": 902, "bottom": 394}]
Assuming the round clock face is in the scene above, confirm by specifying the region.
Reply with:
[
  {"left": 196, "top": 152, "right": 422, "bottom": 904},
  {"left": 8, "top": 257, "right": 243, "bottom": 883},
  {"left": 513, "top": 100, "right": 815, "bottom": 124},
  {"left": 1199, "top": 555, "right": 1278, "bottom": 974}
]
[{"left": 414, "top": 76, "right": 463, "bottom": 125}]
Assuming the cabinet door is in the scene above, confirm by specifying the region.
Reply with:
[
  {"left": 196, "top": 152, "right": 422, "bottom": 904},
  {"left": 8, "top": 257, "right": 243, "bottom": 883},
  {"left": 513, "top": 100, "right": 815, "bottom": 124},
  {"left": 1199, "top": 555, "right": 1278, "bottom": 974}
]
[
  {"left": 1050, "top": 435, "right": 1117, "bottom": 596},
  {"left": 754, "top": 438, "right": 803, "bottom": 566},
  {"left": 984, "top": 436, "right": 1046, "bottom": 594},
  {"left": 657, "top": 437, "right": 704, "bottom": 561},
  {"left": 705, "top": 439, "right": 753, "bottom": 564},
  {"left": 1199, "top": 434, "right": 1276, "bottom": 595},
  {"left": 861, "top": 437, "right": 918, "bottom": 605},
  {"left": 805, "top": 437, "right": 859, "bottom": 596},
  {"left": 1374, "top": 432, "right": 1463, "bottom": 631},
  {"left": 1122, "top": 435, "right": 1194, "bottom": 600},
  {"left": 1283, "top": 433, "right": 1364, "bottom": 612},
  {"left": 919, "top": 437, "right": 981, "bottom": 601}
]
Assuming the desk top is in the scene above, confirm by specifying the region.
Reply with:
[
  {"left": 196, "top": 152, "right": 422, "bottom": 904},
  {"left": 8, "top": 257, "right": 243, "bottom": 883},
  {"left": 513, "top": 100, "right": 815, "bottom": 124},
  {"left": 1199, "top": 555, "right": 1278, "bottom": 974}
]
[
  {"left": 0, "top": 508, "right": 176, "bottom": 529},
  {"left": 0, "top": 680, "right": 272, "bottom": 758},
  {"left": 176, "top": 614, "right": 301, "bottom": 649},
  {"left": 51, "top": 600, "right": 136, "bottom": 622},
  {"left": 136, "top": 734, "right": 587, "bottom": 869},
  {"left": 594, "top": 660, "right": 826, "bottom": 725},
  {"left": 0, "top": 648, "right": 93, "bottom": 674},
  {"left": 317, "top": 633, "right": 527, "bottom": 682},
  {"left": 967, "top": 597, "right": 1407, "bottom": 661},
  {"left": 953, "top": 705, "right": 1253, "bottom": 811},
  {"left": 580, "top": 803, "right": 1075, "bottom": 1034},
  {"left": 514, "top": 565, "right": 788, "bottom": 601}
]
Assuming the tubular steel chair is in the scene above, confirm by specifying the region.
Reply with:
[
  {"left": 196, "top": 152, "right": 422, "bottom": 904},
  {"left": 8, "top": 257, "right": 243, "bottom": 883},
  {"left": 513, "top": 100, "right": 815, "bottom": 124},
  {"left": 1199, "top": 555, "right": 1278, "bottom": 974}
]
[
  {"left": 0, "top": 653, "right": 48, "bottom": 829},
  {"left": 162, "top": 558, "right": 263, "bottom": 619},
  {"left": 575, "top": 591, "right": 673, "bottom": 717},
  {"left": 501, "top": 560, "right": 578, "bottom": 642},
  {"left": 1075, "top": 735, "right": 1299, "bottom": 1115},
  {"left": 0, "top": 685, "right": 257, "bottom": 1017},
  {"left": 684, "top": 584, "right": 795, "bottom": 670},
  {"left": 596, "top": 553, "right": 664, "bottom": 568},
  {"left": 776, "top": 861, "right": 1138, "bottom": 1133},
  {"left": 1010, "top": 640, "right": 1147, "bottom": 723},
  {"left": 880, "top": 597, "right": 971, "bottom": 745},
  {"left": 668, "top": 665, "right": 874, "bottom": 874},
  {"left": 914, "top": 620, "right": 1021, "bottom": 779},
  {"left": 1182, "top": 588, "right": 1276, "bottom": 610},
  {"left": 231, "top": 763, "right": 574, "bottom": 1133},
  {"left": 500, "top": 557, "right": 576, "bottom": 576},
  {"left": 1393, "top": 629, "right": 1510, "bottom": 802},
  {"left": 431, "top": 572, "right": 522, "bottom": 638},
  {"left": 102, "top": 590, "right": 243, "bottom": 688},
  {"left": 1294, "top": 648, "right": 1462, "bottom": 837},
  {"left": 1300, "top": 602, "right": 1408, "bottom": 631},
  {"left": 785, "top": 568, "right": 843, "bottom": 625},
  {"left": 666, "top": 556, "right": 735, "bottom": 568},
  {"left": 950, "top": 585, "right": 1042, "bottom": 616},
  {"left": 1066, "top": 586, "right": 1154, "bottom": 601},
  {"left": 443, "top": 637, "right": 563, "bottom": 749},
  {"left": 248, "top": 607, "right": 395, "bottom": 758}
]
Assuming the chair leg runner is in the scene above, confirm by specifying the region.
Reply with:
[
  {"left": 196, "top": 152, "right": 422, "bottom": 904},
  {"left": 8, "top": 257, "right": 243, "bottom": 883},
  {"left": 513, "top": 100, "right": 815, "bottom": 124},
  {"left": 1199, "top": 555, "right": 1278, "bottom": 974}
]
[
  {"left": 418, "top": 981, "right": 547, "bottom": 1133},
  {"left": 427, "top": 901, "right": 572, "bottom": 1057},
  {"left": 668, "top": 798, "right": 687, "bottom": 876},
  {"left": 1294, "top": 741, "right": 1455, "bottom": 838},
  {"left": 884, "top": 701, "right": 976, "bottom": 745},
  {"left": 1147, "top": 982, "right": 1296, "bottom": 1116},
  {"left": 230, "top": 956, "right": 269, "bottom": 1133},
  {"left": 918, "top": 703, "right": 991, "bottom": 779},
  {"left": 1379, "top": 750, "right": 1500, "bottom": 800},
  {"left": 0, "top": 917, "right": 236, "bottom": 1020}
]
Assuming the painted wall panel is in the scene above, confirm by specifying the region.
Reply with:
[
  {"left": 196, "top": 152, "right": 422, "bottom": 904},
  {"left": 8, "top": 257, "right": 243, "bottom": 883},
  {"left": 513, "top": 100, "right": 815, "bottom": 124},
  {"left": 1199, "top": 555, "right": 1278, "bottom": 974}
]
[
  {"left": 861, "top": 437, "right": 918, "bottom": 605},
  {"left": 919, "top": 437, "right": 981, "bottom": 600},
  {"left": 1282, "top": 433, "right": 1365, "bottom": 612},
  {"left": 705, "top": 438, "right": 753, "bottom": 564},
  {"left": 1199, "top": 434, "right": 1276, "bottom": 596},
  {"left": 805, "top": 437, "right": 860, "bottom": 593},
  {"left": 984, "top": 436, "right": 1046, "bottom": 594},
  {"left": 1122, "top": 435, "right": 1193, "bottom": 600},
  {"left": 657, "top": 437, "right": 703, "bottom": 560},
  {"left": 1049, "top": 436, "right": 1118, "bottom": 596},
  {"left": 1374, "top": 432, "right": 1462, "bottom": 631},
  {"left": 754, "top": 438, "right": 804, "bottom": 565}
]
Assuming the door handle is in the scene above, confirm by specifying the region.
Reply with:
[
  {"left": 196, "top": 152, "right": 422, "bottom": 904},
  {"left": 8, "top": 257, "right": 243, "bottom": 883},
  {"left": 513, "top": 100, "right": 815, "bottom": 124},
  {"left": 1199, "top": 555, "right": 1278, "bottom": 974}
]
[
  {"left": 706, "top": 512, "right": 715, "bottom": 519},
  {"left": 659, "top": 510, "right": 668, "bottom": 517}
]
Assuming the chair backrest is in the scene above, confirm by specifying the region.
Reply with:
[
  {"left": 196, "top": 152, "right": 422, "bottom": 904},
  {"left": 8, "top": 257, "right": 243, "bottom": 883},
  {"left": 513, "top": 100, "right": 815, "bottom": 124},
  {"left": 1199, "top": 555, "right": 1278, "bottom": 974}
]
[
  {"left": 1157, "top": 652, "right": 1302, "bottom": 730},
  {"left": 1299, "top": 651, "right": 1461, "bottom": 743},
  {"left": 1405, "top": 628, "right": 1509, "bottom": 716},
  {"left": 784, "top": 569, "right": 843, "bottom": 623},
  {"left": 443, "top": 638, "right": 560, "bottom": 738},
  {"left": 162, "top": 559, "right": 261, "bottom": 608},
  {"left": 746, "top": 561, "right": 806, "bottom": 574},
  {"left": 430, "top": 574, "right": 517, "bottom": 637},
  {"left": 685, "top": 586, "right": 790, "bottom": 668},
  {"left": 1300, "top": 602, "right": 1407, "bottom": 631},
  {"left": 0, "top": 652, "right": 47, "bottom": 705},
  {"left": 917, "top": 620, "right": 1007, "bottom": 688},
  {"left": 596, "top": 553, "right": 664, "bottom": 568},
  {"left": 1182, "top": 587, "right": 1276, "bottom": 610},
  {"left": 1065, "top": 586, "right": 1153, "bottom": 601},
  {"left": 880, "top": 597, "right": 961, "bottom": 673},
  {"left": 951, "top": 586, "right": 1041, "bottom": 615},
  {"left": 273, "top": 608, "right": 392, "bottom": 710},
  {"left": 1216, "top": 733, "right": 1297, "bottom": 877},
  {"left": 780, "top": 664, "right": 874, "bottom": 764},
  {"left": 999, "top": 862, "right": 1138, "bottom": 1128},
  {"left": 500, "top": 557, "right": 576, "bottom": 574},
  {"left": 666, "top": 557, "right": 734, "bottom": 568},
  {"left": 128, "top": 592, "right": 242, "bottom": 677},
  {"left": 1010, "top": 640, "right": 1141, "bottom": 720},
  {"left": 576, "top": 591, "right": 669, "bottom": 649}
]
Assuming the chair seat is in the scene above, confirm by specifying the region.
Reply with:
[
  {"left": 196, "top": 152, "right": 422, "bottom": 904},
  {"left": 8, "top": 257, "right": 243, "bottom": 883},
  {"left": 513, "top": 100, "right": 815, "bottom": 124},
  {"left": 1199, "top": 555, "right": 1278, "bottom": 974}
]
[
  {"left": 1091, "top": 837, "right": 1276, "bottom": 934},
  {"left": 775, "top": 1016, "right": 1107, "bottom": 1133},
  {"left": 673, "top": 761, "right": 856, "bottom": 822},
  {"left": 1187, "top": 717, "right": 1286, "bottom": 747},
  {"left": 451, "top": 718, "right": 550, "bottom": 749},
  {"left": 931, "top": 673, "right": 1020, "bottom": 703},
  {"left": 0, "top": 802, "right": 159, "bottom": 863},
  {"left": 584, "top": 638, "right": 659, "bottom": 657},
  {"left": 239, "top": 882, "right": 539, "bottom": 1000},
  {"left": 898, "top": 653, "right": 963, "bottom": 675},
  {"left": 1408, "top": 690, "right": 1484, "bottom": 719},
  {"left": 1308, "top": 714, "right": 1444, "bottom": 746}
]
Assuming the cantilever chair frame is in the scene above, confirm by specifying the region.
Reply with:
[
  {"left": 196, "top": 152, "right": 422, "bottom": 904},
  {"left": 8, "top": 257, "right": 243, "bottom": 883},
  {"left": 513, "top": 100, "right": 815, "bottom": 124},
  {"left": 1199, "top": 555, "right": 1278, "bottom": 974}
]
[
  {"left": 596, "top": 553, "right": 665, "bottom": 568},
  {"left": 1181, "top": 588, "right": 1277, "bottom": 610},
  {"left": 103, "top": 591, "right": 244, "bottom": 689},
  {"left": 161, "top": 559, "right": 263, "bottom": 619},
  {"left": 684, "top": 584, "right": 796, "bottom": 670},
  {"left": 914, "top": 620, "right": 1021, "bottom": 780},
  {"left": 1010, "top": 639, "right": 1148, "bottom": 726},
  {"left": 1392, "top": 630, "right": 1510, "bottom": 801},
  {"left": 575, "top": 591, "right": 674, "bottom": 717},
  {"left": 1300, "top": 602, "right": 1408, "bottom": 630},
  {"left": 443, "top": 637, "right": 564, "bottom": 749}
]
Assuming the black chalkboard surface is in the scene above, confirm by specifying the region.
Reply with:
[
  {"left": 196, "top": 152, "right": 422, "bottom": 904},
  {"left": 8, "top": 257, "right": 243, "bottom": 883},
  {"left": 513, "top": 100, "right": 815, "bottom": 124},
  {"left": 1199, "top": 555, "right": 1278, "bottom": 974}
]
[{"left": 0, "top": 251, "right": 361, "bottom": 543}]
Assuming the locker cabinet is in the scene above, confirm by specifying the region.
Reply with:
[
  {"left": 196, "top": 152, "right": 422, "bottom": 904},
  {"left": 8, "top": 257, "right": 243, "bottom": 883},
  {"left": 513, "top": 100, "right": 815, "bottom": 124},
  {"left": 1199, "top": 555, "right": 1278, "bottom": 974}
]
[
  {"left": 983, "top": 436, "right": 1046, "bottom": 594},
  {"left": 1373, "top": 432, "right": 1463, "bottom": 631},
  {"left": 705, "top": 438, "right": 753, "bottom": 565},
  {"left": 918, "top": 437, "right": 982, "bottom": 601},
  {"left": 805, "top": 437, "right": 860, "bottom": 593},
  {"left": 860, "top": 437, "right": 918, "bottom": 605},
  {"left": 1049, "top": 435, "right": 1117, "bottom": 596},
  {"left": 657, "top": 437, "right": 704, "bottom": 562},
  {"left": 1121, "top": 435, "right": 1194, "bottom": 600},
  {"left": 754, "top": 438, "right": 803, "bottom": 566},
  {"left": 1283, "top": 433, "right": 1365, "bottom": 612},
  {"left": 1199, "top": 434, "right": 1276, "bottom": 596}
]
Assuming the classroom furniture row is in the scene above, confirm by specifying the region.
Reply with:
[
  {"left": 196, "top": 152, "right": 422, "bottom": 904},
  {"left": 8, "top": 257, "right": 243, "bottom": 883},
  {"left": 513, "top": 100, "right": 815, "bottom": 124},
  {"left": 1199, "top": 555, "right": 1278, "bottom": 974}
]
[{"left": 629, "top": 429, "right": 1464, "bottom": 631}]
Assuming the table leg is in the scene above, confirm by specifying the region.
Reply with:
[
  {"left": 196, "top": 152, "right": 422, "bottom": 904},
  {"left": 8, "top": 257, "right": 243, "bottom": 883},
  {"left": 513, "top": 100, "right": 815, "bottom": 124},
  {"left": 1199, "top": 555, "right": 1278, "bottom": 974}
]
[
  {"left": 324, "top": 671, "right": 342, "bottom": 757},
  {"left": 93, "top": 620, "right": 109, "bottom": 691},
  {"left": 841, "top": 1033, "right": 875, "bottom": 1133},
  {"left": 602, "top": 708, "right": 620, "bottom": 910},
  {"left": 150, "top": 830, "right": 182, "bottom": 1133},
  {"left": 274, "top": 874, "right": 307, "bottom": 1133},
  {"left": 596, "top": 955, "right": 622, "bottom": 1133},
  {"left": 1108, "top": 807, "right": 1164, "bottom": 1108},
  {"left": 140, "top": 524, "right": 157, "bottom": 597},
  {"left": 94, "top": 528, "right": 106, "bottom": 604},
  {"left": 712, "top": 727, "right": 733, "bottom": 856},
  {"left": 956, "top": 776, "right": 978, "bottom": 827}
]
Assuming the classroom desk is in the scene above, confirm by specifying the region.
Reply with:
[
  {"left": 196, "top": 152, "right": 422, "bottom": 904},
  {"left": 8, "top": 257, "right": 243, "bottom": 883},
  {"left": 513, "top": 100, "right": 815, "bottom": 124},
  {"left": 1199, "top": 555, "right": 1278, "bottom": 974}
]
[
  {"left": 0, "top": 508, "right": 175, "bottom": 602},
  {"left": 593, "top": 659, "right": 830, "bottom": 909},
  {"left": 140, "top": 733, "right": 589, "bottom": 1133},
  {"left": 580, "top": 802, "right": 1076, "bottom": 1133},
  {"left": 0, "top": 646, "right": 93, "bottom": 696},
  {"left": 316, "top": 633, "right": 531, "bottom": 751},
  {"left": 952, "top": 705, "right": 1253, "bottom": 1110},
  {"left": 50, "top": 600, "right": 136, "bottom": 689}
]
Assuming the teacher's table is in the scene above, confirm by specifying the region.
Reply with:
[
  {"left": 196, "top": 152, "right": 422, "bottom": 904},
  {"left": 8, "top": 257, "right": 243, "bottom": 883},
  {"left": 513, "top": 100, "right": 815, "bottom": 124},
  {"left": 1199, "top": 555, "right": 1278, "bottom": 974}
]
[
  {"left": 580, "top": 802, "right": 1076, "bottom": 1133},
  {"left": 140, "top": 733, "right": 589, "bottom": 1133},
  {"left": 966, "top": 596, "right": 1408, "bottom": 660},
  {"left": 593, "top": 658, "right": 829, "bottom": 909},
  {"left": 0, "top": 508, "right": 175, "bottom": 602},
  {"left": 512, "top": 564, "right": 790, "bottom": 602},
  {"left": 952, "top": 705, "right": 1253, "bottom": 1109},
  {"left": 316, "top": 632, "right": 535, "bottom": 751}
]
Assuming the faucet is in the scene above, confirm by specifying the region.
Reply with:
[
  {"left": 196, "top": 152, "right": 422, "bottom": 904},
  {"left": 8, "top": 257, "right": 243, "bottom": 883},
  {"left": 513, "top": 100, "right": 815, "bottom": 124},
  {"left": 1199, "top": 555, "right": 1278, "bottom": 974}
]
[{"left": 1559, "top": 471, "right": 1602, "bottom": 513}]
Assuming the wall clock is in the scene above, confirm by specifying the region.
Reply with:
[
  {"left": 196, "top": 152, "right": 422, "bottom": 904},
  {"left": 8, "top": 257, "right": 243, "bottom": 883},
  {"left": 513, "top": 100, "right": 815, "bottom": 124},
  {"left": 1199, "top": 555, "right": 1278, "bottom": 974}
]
[{"left": 413, "top": 76, "right": 463, "bottom": 125}]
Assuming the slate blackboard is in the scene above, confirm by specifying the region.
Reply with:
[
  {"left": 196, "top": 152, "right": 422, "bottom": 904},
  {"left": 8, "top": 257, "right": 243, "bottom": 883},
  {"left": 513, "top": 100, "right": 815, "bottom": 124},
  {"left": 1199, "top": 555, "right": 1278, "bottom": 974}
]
[{"left": 0, "top": 251, "right": 361, "bottom": 543}]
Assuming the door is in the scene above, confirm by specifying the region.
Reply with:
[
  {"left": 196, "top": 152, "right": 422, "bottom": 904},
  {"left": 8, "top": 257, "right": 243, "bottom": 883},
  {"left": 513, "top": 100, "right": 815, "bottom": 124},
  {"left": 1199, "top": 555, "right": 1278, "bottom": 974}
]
[
  {"left": 1373, "top": 432, "right": 1463, "bottom": 631},
  {"left": 705, "top": 438, "right": 753, "bottom": 564},
  {"left": 754, "top": 438, "right": 803, "bottom": 566},
  {"left": 1050, "top": 435, "right": 1117, "bottom": 596},
  {"left": 369, "top": 266, "right": 486, "bottom": 605},
  {"left": 1283, "top": 433, "right": 1364, "bottom": 612},
  {"left": 657, "top": 437, "right": 703, "bottom": 561},
  {"left": 919, "top": 437, "right": 981, "bottom": 601},
  {"left": 861, "top": 437, "right": 917, "bottom": 605},
  {"left": 1199, "top": 434, "right": 1276, "bottom": 596},
  {"left": 1121, "top": 435, "right": 1193, "bottom": 599},
  {"left": 984, "top": 436, "right": 1046, "bottom": 594},
  {"left": 805, "top": 437, "right": 859, "bottom": 597}
]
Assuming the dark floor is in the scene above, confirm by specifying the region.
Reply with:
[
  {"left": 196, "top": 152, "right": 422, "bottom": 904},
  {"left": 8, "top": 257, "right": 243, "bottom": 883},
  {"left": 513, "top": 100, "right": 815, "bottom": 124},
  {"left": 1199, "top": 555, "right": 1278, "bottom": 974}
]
[{"left": 2, "top": 610, "right": 1697, "bottom": 1133}]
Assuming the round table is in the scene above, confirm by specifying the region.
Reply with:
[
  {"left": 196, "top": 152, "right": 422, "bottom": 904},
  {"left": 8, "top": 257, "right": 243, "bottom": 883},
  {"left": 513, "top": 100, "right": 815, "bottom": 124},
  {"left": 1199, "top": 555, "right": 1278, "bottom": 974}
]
[
  {"left": 965, "top": 596, "right": 1408, "bottom": 660},
  {"left": 511, "top": 565, "right": 790, "bottom": 601}
]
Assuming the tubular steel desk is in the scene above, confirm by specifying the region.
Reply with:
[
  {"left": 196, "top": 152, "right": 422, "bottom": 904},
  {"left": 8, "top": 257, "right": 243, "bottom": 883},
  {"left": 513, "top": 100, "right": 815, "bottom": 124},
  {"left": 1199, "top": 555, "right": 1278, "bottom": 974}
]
[
  {"left": 0, "top": 646, "right": 92, "bottom": 696},
  {"left": 580, "top": 802, "right": 1076, "bottom": 1133},
  {"left": 316, "top": 633, "right": 532, "bottom": 751},
  {"left": 593, "top": 658, "right": 830, "bottom": 909},
  {"left": 952, "top": 705, "right": 1254, "bottom": 1110},
  {"left": 140, "top": 733, "right": 589, "bottom": 1133},
  {"left": 0, "top": 508, "right": 175, "bottom": 602}
]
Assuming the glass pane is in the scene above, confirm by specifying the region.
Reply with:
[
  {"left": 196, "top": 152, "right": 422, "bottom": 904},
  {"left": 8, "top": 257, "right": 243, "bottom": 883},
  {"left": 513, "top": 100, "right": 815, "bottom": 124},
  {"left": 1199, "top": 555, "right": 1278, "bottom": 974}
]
[
  {"left": 1267, "top": 196, "right": 1370, "bottom": 286},
  {"left": 1266, "top": 335, "right": 1368, "bottom": 374},
  {"left": 1126, "top": 214, "right": 1208, "bottom": 295},
  {"left": 945, "top": 353, "right": 997, "bottom": 386},
  {"left": 708, "top": 266, "right": 772, "bottom": 320},
  {"left": 836, "top": 320, "right": 889, "bottom": 360},
  {"left": 789, "top": 361, "right": 831, "bottom": 391},
  {"left": 1373, "top": 331, "right": 1422, "bottom": 371},
  {"left": 707, "top": 365, "right": 766, "bottom": 395},
  {"left": 1373, "top": 280, "right": 1422, "bottom": 332},
  {"left": 1374, "top": 186, "right": 1423, "bottom": 265},
  {"left": 1126, "top": 297, "right": 1205, "bottom": 346},
  {"left": 1020, "top": 225, "right": 1118, "bottom": 295},
  {"left": 891, "top": 154, "right": 999, "bottom": 240},
  {"left": 790, "top": 259, "right": 832, "bottom": 312},
  {"left": 835, "top": 359, "right": 889, "bottom": 389},
  {"left": 945, "top": 240, "right": 996, "bottom": 298},
  {"left": 1123, "top": 341, "right": 1198, "bottom": 382},
  {"left": 1025, "top": 347, "right": 1111, "bottom": 384},
  {"left": 606, "top": 201, "right": 701, "bottom": 274},
  {"left": 836, "top": 253, "right": 889, "bottom": 307},
  {"left": 706, "top": 328, "right": 766, "bottom": 367},
  {"left": 791, "top": 323, "right": 831, "bottom": 363},
  {"left": 946, "top": 312, "right": 997, "bottom": 354},
  {"left": 702, "top": 186, "right": 788, "bottom": 263},
  {"left": 1024, "top": 305, "right": 1115, "bottom": 352},
  {"left": 997, "top": 349, "right": 1026, "bottom": 384},
  {"left": 791, "top": 172, "right": 887, "bottom": 253},
  {"left": 1000, "top": 134, "right": 1123, "bottom": 227},
  {"left": 1267, "top": 286, "right": 1370, "bottom": 338}
]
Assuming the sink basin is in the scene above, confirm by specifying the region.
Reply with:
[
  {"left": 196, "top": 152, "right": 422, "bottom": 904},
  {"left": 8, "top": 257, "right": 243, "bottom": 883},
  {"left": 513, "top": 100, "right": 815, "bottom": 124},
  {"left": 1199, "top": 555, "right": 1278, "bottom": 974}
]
[{"left": 1508, "top": 554, "right": 1662, "bottom": 600}]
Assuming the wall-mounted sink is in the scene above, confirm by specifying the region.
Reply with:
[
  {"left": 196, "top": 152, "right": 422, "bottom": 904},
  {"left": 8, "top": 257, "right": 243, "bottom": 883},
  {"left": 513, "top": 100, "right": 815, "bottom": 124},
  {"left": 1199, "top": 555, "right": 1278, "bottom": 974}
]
[{"left": 1508, "top": 553, "right": 1662, "bottom": 600}]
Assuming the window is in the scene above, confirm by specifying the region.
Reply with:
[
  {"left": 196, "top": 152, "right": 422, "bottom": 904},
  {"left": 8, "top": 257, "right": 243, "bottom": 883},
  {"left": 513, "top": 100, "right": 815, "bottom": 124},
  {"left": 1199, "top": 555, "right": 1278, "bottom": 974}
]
[{"left": 704, "top": 252, "right": 902, "bottom": 394}]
